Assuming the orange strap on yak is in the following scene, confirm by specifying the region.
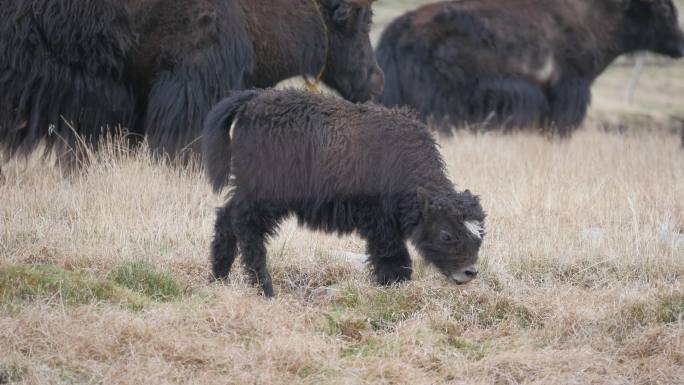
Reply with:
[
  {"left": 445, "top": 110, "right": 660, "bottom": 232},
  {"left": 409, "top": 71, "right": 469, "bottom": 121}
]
[{"left": 304, "top": 0, "right": 329, "bottom": 93}]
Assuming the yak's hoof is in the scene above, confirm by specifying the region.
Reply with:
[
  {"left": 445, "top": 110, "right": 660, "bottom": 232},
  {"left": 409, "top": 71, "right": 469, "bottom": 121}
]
[
  {"left": 250, "top": 270, "right": 275, "bottom": 297},
  {"left": 260, "top": 282, "right": 275, "bottom": 298},
  {"left": 374, "top": 265, "right": 412, "bottom": 286}
]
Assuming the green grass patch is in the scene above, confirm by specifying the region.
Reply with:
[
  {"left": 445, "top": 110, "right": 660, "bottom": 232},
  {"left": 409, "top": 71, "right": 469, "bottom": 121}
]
[
  {"left": 452, "top": 292, "right": 539, "bottom": 329},
  {"left": 0, "top": 363, "right": 26, "bottom": 384},
  {"left": 656, "top": 292, "right": 684, "bottom": 324},
  {"left": 334, "top": 285, "right": 424, "bottom": 330},
  {"left": 296, "top": 366, "right": 314, "bottom": 379},
  {"left": 608, "top": 301, "right": 652, "bottom": 343},
  {"left": 0, "top": 264, "right": 146, "bottom": 310},
  {"left": 607, "top": 292, "right": 684, "bottom": 342},
  {"left": 340, "top": 337, "right": 385, "bottom": 358},
  {"left": 617, "top": 292, "right": 684, "bottom": 326},
  {"left": 55, "top": 365, "right": 90, "bottom": 385},
  {"left": 446, "top": 337, "right": 486, "bottom": 360},
  {"left": 0, "top": 262, "right": 190, "bottom": 310},
  {"left": 110, "top": 261, "right": 186, "bottom": 301},
  {"left": 323, "top": 313, "right": 369, "bottom": 340}
]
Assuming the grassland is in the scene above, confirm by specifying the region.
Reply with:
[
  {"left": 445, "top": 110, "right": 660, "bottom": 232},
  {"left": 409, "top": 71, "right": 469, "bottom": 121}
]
[
  {"left": 2, "top": 1, "right": 684, "bottom": 384},
  {"left": 2, "top": 125, "right": 683, "bottom": 384}
]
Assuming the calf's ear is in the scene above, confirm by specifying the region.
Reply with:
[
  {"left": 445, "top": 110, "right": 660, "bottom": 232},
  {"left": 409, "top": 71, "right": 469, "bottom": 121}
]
[
  {"left": 463, "top": 189, "right": 480, "bottom": 202},
  {"left": 416, "top": 187, "right": 432, "bottom": 215}
]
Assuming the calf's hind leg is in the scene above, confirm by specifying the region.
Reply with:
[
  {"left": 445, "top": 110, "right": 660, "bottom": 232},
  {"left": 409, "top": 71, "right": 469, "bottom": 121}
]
[
  {"left": 232, "top": 203, "right": 284, "bottom": 297},
  {"left": 210, "top": 201, "right": 238, "bottom": 280}
]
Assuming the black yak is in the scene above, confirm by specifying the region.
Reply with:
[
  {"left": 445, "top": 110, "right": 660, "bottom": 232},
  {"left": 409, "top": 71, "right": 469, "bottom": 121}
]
[
  {"left": 376, "top": 0, "right": 684, "bottom": 134},
  {"left": 0, "top": 0, "right": 383, "bottom": 164},
  {"left": 202, "top": 89, "right": 486, "bottom": 296}
]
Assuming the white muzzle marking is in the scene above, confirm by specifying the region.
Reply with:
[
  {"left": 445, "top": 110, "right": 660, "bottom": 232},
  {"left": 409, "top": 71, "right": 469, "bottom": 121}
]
[{"left": 449, "top": 264, "right": 478, "bottom": 285}]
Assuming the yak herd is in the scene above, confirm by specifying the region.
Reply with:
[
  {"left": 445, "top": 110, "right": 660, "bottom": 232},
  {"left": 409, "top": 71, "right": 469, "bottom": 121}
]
[{"left": 1, "top": 0, "right": 683, "bottom": 296}]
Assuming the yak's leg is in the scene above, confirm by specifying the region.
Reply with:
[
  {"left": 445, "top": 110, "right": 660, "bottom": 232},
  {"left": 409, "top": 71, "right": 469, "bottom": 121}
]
[
  {"left": 366, "top": 238, "right": 412, "bottom": 285},
  {"left": 210, "top": 200, "right": 237, "bottom": 280},
  {"left": 469, "top": 78, "right": 548, "bottom": 130},
  {"left": 232, "top": 204, "right": 284, "bottom": 297},
  {"left": 359, "top": 212, "right": 412, "bottom": 285},
  {"left": 546, "top": 79, "right": 591, "bottom": 136}
]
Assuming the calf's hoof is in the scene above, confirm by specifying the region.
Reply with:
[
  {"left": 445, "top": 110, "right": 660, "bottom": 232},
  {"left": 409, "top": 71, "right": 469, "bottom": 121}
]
[
  {"left": 374, "top": 265, "right": 412, "bottom": 286},
  {"left": 250, "top": 270, "right": 275, "bottom": 298},
  {"left": 260, "top": 281, "right": 275, "bottom": 298}
]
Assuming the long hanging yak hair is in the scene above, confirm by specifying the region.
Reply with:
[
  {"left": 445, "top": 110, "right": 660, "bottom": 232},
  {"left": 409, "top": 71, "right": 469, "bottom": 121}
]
[{"left": 0, "top": 0, "right": 137, "bottom": 163}]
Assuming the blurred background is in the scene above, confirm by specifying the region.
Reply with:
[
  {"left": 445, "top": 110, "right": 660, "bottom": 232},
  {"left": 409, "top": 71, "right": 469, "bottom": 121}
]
[{"left": 371, "top": 0, "right": 684, "bottom": 131}]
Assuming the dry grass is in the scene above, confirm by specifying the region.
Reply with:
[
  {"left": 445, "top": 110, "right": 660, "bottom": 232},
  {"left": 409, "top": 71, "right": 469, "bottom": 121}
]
[{"left": 1, "top": 126, "right": 683, "bottom": 385}]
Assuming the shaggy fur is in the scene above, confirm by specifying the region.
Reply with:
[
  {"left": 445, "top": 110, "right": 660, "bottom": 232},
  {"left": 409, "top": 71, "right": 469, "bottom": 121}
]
[
  {"left": 377, "top": 0, "right": 684, "bottom": 134},
  {"left": 0, "top": 0, "right": 136, "bottom": 163},
  {"left": 0, "top": 0, "right": 382, "bottom": 163},
  {"left": 203, "top": 89, "right": 486, "bottom": 296}
]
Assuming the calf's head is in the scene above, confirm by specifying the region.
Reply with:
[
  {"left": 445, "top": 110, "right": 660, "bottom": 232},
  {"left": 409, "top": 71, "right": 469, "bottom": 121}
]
[
  {"left": 319, "top": 0, "right": 384, "bottom": 102},
  {"left": 412, "top": 189, "right": 486, "bottom": 285},
  {"left": 622, "top": 0, "right": 684, "bottom": 58}
]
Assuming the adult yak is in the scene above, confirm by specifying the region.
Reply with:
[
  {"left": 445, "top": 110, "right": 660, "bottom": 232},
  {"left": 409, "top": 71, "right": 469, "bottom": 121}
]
[
  {"left": 376, "top": 0, "right": 684, "bottom": 134},
  {"left": 0, "top": 0, "right": 383, "bottom": 164}
]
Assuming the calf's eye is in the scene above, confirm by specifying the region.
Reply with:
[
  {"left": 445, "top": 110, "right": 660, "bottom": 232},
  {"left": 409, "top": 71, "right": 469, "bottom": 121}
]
[{"left": 439, "top": 230, "right": 452, "bottom": 242}]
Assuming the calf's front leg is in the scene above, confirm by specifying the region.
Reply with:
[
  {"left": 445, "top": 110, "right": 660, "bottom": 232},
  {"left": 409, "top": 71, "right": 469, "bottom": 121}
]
[{"left": 365, "top": 234, "right": 413, "bottom": 285}]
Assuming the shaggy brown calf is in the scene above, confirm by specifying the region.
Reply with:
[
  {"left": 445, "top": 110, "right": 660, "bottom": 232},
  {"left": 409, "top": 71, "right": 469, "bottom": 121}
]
[
  {"left": 0, "top": 0, "right": 383, "bottom": 163},
  {"left": 377, "top": 0, "right": 684, "bottom": 134},
  {"left": 203, "top": 89, "right": 486, "bottom": 296}
]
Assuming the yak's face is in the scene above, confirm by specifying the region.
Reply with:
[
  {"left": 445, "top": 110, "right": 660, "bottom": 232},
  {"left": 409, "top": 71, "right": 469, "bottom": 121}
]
[
  {"left": 412, "top": 189, "right": 486, "bottom": 285},
  {"left": 623, "top": 0, "right": 684, "bottom": 58},
  {"left": 320, "top": 0, "right": 384, "bottom": 102}
]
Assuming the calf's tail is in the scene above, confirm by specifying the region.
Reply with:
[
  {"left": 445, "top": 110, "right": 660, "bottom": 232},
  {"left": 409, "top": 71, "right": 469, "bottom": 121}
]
[{"left": 202, "top": 90, "right": 260, "bottom": 192}]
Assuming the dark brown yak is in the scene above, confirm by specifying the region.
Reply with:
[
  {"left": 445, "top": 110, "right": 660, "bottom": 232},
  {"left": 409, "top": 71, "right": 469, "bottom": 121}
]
[
  {"left": 377, "top": 0, "right": 684, "bottom": 134},
  {"left": 202, "top": 89, "right": 486, "bottom": 296},
  {"left": 0, "top": 0, "right": 383, "bottom": 164}
]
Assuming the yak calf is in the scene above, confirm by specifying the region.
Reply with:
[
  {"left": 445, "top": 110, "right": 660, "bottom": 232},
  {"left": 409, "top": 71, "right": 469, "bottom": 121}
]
[{"left": 203, "top": 89, "right": 486, "bottom": 296}]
